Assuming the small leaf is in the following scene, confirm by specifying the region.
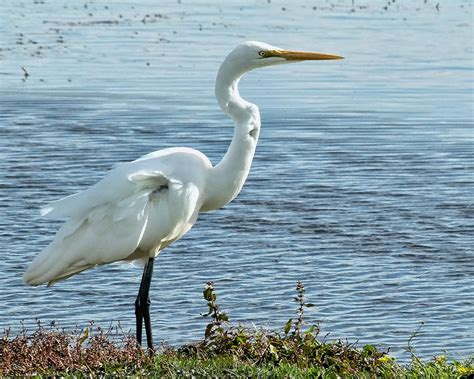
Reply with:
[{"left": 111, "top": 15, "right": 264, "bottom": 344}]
[
  {"left": 78, "top": 328, "right": 89, "bottom": 345},
  {"left": 284, "top": 318, "right": 292, "bottom": 335},
  {"left": 269, "top": 344, "right": 279, "bottom": 359},
  {"left": 203, "top": 288, "right": 212, "bottom": 301},
  {"left": 305, "top": 325, "right": 316, "bottom": 335},
  {"left": 363, "top": 344, "right": 377, "bottom": 355},
  {"left": 305, "top": 303, "right": 316, "bottom": 308},
  {"left": 236, "top": 335, "right": 246, "bottom": 345}
]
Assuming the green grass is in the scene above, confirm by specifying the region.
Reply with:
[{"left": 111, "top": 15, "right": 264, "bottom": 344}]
[
  {"left": 17, "top": 351, "right": 470, "bottom": 378},
  {"left": 146, "top": 352, "right": 473, "bottom": 378},
  {"left": 1, "top": 282, "right": 472, "bottom": 378}
]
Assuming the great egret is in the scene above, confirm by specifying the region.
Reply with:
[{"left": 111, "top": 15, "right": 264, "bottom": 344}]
[{"left": 23, "top": 41, "right": 343, "bottom": 350}]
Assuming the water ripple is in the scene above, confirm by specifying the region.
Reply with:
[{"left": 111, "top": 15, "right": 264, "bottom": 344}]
[{"left": 1, "top": 0, "right": 473, "bottom": 362}]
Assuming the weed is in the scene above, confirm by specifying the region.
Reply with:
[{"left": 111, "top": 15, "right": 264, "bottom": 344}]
[
  {"left": 201, "top": 281, "right": 229, "bottom": 339},
  {"left": 0, "top": 320, "right": 149, "bottom": 376}
]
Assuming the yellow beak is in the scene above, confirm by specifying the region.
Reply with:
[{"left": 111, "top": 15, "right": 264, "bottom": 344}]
[{"left": 269, "top": 49, "right": 344, "bottom": 61}]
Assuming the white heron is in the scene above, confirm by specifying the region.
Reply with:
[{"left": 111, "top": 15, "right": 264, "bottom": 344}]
[{"left": 23, "top": 41, "right": 343, "bottom": 350}]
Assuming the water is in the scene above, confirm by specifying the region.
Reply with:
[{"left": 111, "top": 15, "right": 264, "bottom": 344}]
[{"left": 1, "top": 0, "right": 473, "bottom": 361}]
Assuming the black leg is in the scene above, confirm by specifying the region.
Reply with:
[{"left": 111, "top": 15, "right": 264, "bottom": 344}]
[{"left": 135, "top": 257, "right": 155, "bottom": 352}]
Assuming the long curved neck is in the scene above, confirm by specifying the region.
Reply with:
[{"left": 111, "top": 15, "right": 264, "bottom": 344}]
[{"left": 201, "top": 62, "right": 261, "bottom": 212}]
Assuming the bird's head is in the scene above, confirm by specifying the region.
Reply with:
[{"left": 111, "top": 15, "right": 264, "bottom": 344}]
[{"left": 223, "top": 41, "right": 343, "bottom": 74}]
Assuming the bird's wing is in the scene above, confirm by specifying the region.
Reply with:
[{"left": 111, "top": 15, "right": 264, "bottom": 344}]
[
  {"left": 23, "top": 169, "right": 200, "bottom": 286},
  {"left": 39, "top": 163, "right": 139, "bottom": 220},
  {"left": 39, "top": 147, "right": 208, "bottom": 220}
]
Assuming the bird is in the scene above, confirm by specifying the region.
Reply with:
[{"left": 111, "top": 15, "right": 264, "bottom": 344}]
[{"left": 23, "top": 41, "right": 343, "bottom": 351}]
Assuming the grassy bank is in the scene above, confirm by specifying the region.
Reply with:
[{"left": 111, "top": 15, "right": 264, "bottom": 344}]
[{"left": 1, "top": 283, "right": 472, "bottom": 378}]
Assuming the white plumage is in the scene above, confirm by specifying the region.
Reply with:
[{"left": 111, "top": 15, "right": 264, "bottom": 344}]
[
  {"left": 22, "top": 41, "right": 342, "bottom": 349},
  {"left": 24, "top": 147, "right": 208, "bottom": 285}
]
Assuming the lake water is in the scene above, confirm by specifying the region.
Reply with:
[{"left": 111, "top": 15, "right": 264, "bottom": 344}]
[{"left": 1, "top": 0, "right": 472, "bottom": 361}]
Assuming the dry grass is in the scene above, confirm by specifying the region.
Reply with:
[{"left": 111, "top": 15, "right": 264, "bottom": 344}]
[{"left": 0, "top": 321, "right": 150, "bottom": 376}]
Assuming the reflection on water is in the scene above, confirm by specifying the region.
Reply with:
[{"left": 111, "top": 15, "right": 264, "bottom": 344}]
[{"left": 0, "top": 0, "right": 472, "bottom": 360}]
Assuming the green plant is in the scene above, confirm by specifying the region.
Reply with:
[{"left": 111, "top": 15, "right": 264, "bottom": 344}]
[
  {"left": 406, "top": 320, "right": 425, "bottom": 368},
  {"left": 201, "top": 281, "right": 229, "bottom": 340},
  {"left": 185, "top": 280, "right": 390, "bottom": 375},
  {"left": 285, "top": 281, "right": 318, "bottom": 338}
]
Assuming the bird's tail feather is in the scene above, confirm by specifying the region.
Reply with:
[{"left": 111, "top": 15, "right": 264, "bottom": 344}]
[
  {"left": 23, "top": 240, "right": 92, "bottom": 286},
  {"left": 24, "top": 214, "right": 96, "bottom": 285}
]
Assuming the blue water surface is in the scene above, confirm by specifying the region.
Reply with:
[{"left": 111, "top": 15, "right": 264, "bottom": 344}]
[{"left": 0, "top": 0, "right": 472, "bottom": 360}]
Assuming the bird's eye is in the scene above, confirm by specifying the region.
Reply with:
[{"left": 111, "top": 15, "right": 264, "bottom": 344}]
[{"left": 258, "top": 51, "right": 267, "bottom": 58}]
